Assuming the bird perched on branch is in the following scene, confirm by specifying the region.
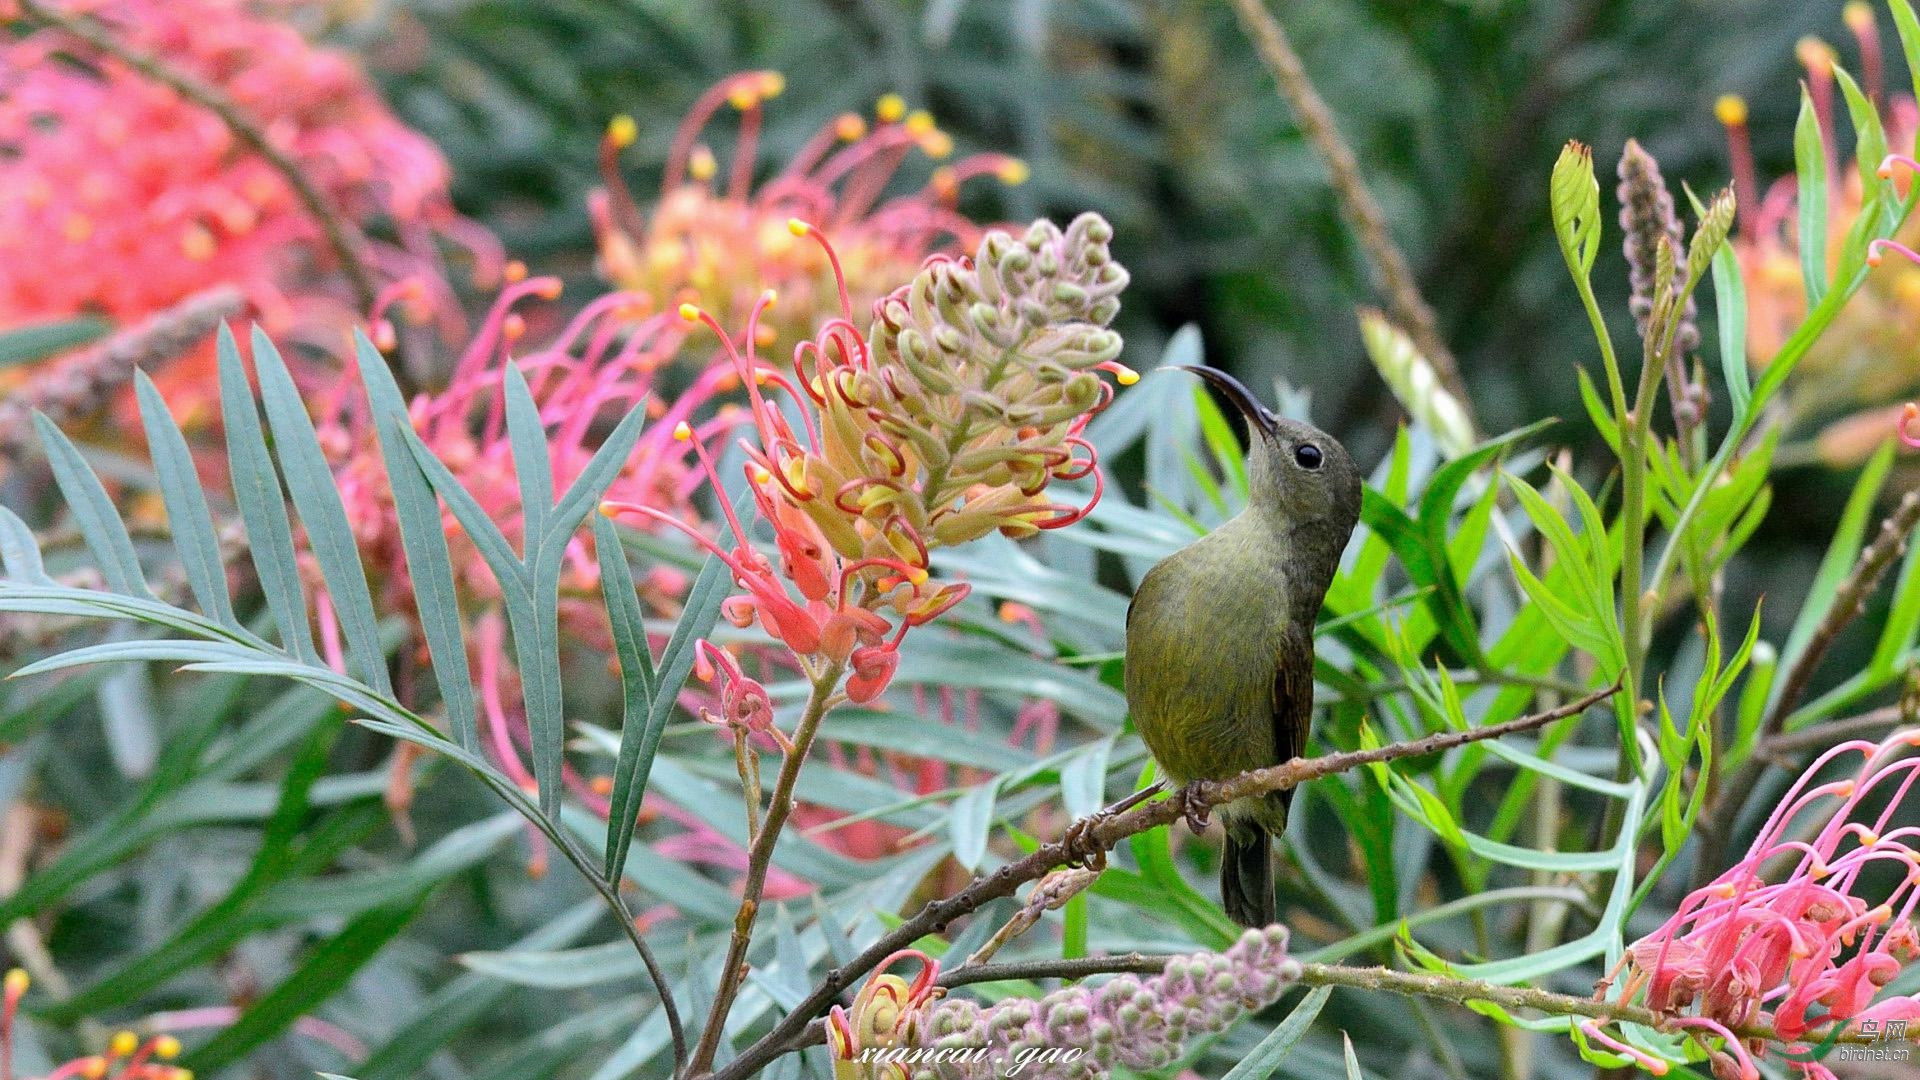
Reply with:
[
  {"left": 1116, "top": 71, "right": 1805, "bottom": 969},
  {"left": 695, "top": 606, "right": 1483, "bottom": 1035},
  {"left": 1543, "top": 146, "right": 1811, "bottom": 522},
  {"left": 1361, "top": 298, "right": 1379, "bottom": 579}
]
[{"left": 1124, "top": 365, "right": 1361, "bottom": 927}]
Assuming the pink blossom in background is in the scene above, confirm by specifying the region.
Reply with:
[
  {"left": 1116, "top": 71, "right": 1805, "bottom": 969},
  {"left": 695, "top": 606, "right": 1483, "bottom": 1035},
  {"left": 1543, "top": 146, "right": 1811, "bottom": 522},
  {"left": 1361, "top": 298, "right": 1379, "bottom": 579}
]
[
  {"left": 0, "top": 0, "right": 496, "bottom": 417},
  {"left": 593, "top": 71, "right": 1029, "bottom": 358}
]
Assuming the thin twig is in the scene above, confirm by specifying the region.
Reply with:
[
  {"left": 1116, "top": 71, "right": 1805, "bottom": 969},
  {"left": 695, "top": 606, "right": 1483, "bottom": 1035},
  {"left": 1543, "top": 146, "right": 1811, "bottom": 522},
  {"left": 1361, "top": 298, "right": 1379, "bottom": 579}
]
[
  {"left": 1756, "top": 705, "right": 1905, "bottom": 758},
  {"left": 1228, "top": 0, "right": 1472, "bottom": 426},
  {"left": 689, "top": 658, "right": 848, "bottom": 1077},
  {"left": 701, "top": 681, "right": 1619, "bottom": 1080},
  {"left": 1702, "top": 487, "right": 1920, "bottom": 876},
  {"left": 0, "top": 286, "right": 246, "bottom": 462},
  {"left": 15, "top": 0, "right": 380, "bottom": 312}
]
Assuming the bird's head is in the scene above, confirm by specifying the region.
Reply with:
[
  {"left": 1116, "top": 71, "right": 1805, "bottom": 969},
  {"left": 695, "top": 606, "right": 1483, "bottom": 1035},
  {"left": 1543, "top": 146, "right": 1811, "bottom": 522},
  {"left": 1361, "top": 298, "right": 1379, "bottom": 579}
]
[{"left": 1177, "top": 365, "right": 1361, "bottom": 542}]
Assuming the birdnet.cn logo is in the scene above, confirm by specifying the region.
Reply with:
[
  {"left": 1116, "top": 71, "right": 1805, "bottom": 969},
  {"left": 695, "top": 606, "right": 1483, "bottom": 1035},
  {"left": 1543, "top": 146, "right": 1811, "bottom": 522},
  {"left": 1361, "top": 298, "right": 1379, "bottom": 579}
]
[
  {"left": 854, "top": 1044, "right": 1087, "bottom": 1075},
  {"left": 1780, "top": 1019, "right": 1913, "bottom": 1066}
]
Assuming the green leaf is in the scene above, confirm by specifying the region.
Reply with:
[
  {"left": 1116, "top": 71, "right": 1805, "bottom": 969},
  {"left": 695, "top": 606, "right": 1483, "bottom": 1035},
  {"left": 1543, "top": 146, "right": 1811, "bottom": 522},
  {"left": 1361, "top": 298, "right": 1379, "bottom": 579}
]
[
  {"left": 180, "top": 896, "right": 430, "bottom": 1074},
  {"left": 217, "top": 323, "right": 314, "bottom": 660},
  {"left": 604, "top": 509, "right": 737, "bottom": 883},
  {"left": 0, "top": 315, "right": 108, "bottom": 369},
  {"left": 133, "top": 370, "right": 238, "bottom": 628},
  {"left": 0, "top": 507, "right": 54, "bottom": 586},
  {"left": 1708, "top": 204, "right": 1752, "bottom": 418},
  {"left": 1795, "top": 87, "right": 1830, "bottom": 308},
  {"left": 1836, "top": 66, "right": 1888, "bottom": 206},
  {"left": 351, "top": 330, "right": 479, "bottom": 751},
  {"left": 950, "top": 779, "right": 998, "bottom": 871},
  {"left": 1220, "top": 986, "right": 1332, "bottom": 1079},
  {"left": 250, "top": 326, "right": 391, "bottom": 694},
  {"left": 31, "top": 412, "right": 153, "bottom": 600},
  {"left": 1893, "top": 0, "right": 1920, "bottom": 106},
  {"left": 503, "top": 361, "right": 553, "bottom": 547}
]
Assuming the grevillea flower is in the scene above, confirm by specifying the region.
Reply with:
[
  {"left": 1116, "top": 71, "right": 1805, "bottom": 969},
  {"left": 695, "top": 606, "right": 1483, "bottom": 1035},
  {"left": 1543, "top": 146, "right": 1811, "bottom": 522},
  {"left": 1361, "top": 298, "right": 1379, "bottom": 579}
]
[
  {"left": 0, "top": 969, "right": 191, "bottom": 1080},
  {"left": 320, "top": 274, "right": 714, "bottom": 626},
  {"left": 592, "top": 72, "right": 1027, "bottom": 358},
  {"left": 1591, "top": 727, "right": 1920, "bottom": 1078},
  {"left": 603, "top": 212, "right": 1132, "bottom": 704},
  {"left": 828, "top": 950, "right": 943, "bottom": 1080},
  {"left": 856, "top": 926, "right": 1300, "bottom": 1080},
  {"left": 0, "top": 0, "right": 496, "bottom": 418},
  {"left": 1718, "top": 6, "right": 1920, "bottom": 464}
]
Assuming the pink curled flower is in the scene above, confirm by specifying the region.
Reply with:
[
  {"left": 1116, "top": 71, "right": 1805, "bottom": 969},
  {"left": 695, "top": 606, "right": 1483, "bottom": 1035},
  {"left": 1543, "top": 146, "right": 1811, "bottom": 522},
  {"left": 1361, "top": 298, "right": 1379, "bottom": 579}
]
[{"left": 1595, "top": 727, "right": 1920, "bottom": 1075}]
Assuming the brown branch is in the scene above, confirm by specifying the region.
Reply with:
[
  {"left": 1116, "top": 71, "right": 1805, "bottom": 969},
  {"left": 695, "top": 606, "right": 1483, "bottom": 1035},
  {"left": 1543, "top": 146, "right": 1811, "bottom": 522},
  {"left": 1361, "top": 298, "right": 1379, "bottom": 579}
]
[
  {"left": 1228, "top": 0, "right": 1472, "bottom": 426},
  {"left": 15, "top": 0, "right": 380, "bottom": 312},
  {"left": 785, "top": 952, "right": 1880, "bottom": 1057},
  {"left": 1756, "top": 705, "right": 1906, "bottom": 758},
  {"left": 700, "top": 681, "right": 1619, "bottom": 1080},
  {"left": 0, "top": 285, "right": 247, "bottom": 461}
]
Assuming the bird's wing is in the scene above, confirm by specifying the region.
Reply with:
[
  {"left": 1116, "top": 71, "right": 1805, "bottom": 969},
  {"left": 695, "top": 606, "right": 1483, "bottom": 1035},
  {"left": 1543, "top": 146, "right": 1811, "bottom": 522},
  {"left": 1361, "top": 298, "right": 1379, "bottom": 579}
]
[{"left": 1271, "top": 630, "right": 1314, "bottom": 766}]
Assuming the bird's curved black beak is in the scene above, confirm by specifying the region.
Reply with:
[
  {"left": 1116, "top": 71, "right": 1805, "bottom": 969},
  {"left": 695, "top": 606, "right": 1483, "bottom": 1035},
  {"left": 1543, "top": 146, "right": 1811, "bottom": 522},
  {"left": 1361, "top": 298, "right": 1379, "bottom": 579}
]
[{"left": 1175, "top": 365, "right": 1278, "bottom": 437}]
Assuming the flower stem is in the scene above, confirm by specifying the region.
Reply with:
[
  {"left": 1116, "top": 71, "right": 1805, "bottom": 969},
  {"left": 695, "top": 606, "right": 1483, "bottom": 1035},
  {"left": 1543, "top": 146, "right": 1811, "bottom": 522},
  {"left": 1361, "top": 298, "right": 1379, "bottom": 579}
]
[{"left": 687, "top": 657, "right": 848, "bottom": 1077}]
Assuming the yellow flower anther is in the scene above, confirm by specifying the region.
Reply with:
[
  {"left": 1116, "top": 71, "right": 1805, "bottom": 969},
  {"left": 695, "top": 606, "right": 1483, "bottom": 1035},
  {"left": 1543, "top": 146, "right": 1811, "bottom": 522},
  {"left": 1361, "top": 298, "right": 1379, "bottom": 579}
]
[
  {"left": 689, "top": 145, "right": 718, "bottom": 182},
  {"left": 1846, "top": 2, "right": 1876, "bottom": 32},
  {"left": 1861, "top": 829, "right": 1882, "bottom": 847},
  {"left": 904, "top": 110, "right": 936, "bottom": 137},
  {"left": 181, "top": 223, "right": 216, "bottom": 262},
  {"left": 919, "top": 129, "right": 954, "bottom": 160},
  {"left": 728, "top": 86, "right": 760, "bottom": 111},
  {"left": 762, "top": 289, "right": 779, "bottom": 305},
  {"left": 503, "top": 259, "right": 528, "bottom": 283},
  {"left": 3, "top": 969, "right": 26, "bottom": 996},
  {"left": 679, "top": 302, "right": 703, "bottom": 322},
  {"left": 835, "top": 113, "right": 867, "bottom": 141},
  {"left": 1715, "top": 94, "right": 1749, "bottom": 127},
  {"left": 79, "top": 1059, "right": 107, "bottom": 1080},
  {"left": 906, "top": 565, "right": 930, "bottom": 586},
  {"left": 607, "top": 114, "right": 637, "bottom": 148},
  {"left": 996, "top": 158, "right": 1031, "bottom": 186},
  {"left": 758, "top": 71, "right": 786, "bottom": 98},
  {"left": 876, "top": 93, "right": 907, "bottom": 123},
  {"left": 673, "top": 421, "right": 694, "bottom": 442},
  {"left": 750, "top": 464, "right": 773, "bottom": 484},
  {"left": 172, "top": 1070, "right": 194, "bottom": 1080},
  {"left": 534, "top": 279, "right": 563, "bottom": 301},
  {"left": 110, "top": 1031, "right": 140, "bottom": 1058},
  {"left": 787, "top": 218, "right": 811, "bottom": 237},
  {"left": 1797, "top": 36, "right": 1837, "bottom": 73},
  {"left": 598, "top": 500, "right": 620, "bottom": 518},
  {"left": 154, "top": 1035, "right": 183, "bottom": 1059},
  {"left": 1113, "top": 364, "right": 1140, "bottom": 386}
]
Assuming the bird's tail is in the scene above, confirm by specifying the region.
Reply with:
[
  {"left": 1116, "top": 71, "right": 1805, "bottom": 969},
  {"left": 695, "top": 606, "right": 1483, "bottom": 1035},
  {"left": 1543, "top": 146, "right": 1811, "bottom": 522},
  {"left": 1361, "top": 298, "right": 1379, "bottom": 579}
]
[{"left": 1221, "top": 820, "right": 1276, "bottom": 928}]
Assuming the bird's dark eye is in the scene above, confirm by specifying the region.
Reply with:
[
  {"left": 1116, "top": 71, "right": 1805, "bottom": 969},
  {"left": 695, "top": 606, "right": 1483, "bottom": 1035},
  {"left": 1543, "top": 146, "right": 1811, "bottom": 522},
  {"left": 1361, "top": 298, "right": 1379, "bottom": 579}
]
[{"left": 1294, "top": 443, "right": 1323, "bottom": 470}]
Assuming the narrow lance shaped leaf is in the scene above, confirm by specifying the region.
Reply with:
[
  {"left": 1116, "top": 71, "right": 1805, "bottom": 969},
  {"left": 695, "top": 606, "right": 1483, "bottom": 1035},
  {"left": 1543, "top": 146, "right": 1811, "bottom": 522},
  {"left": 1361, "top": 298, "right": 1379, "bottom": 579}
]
[
  {"left": 604, "top": 492, "right": 745, "bottom": 883},
  {"left": 250, "top": 326, "right": 391, "bottom": 695},
  {"left": 0, "top": 507, "right": 54, "bottom": 586},
  {"left": 217, "top": 323, "right": 315, "bottom": 660},
  {"left": 1795, "top": 87, "right": 1830, "bottom": 309},
  {"left": 503, "top": 361, "right": 553, "bottom": 548},
  {"left": 31, "top": 412, "right": 154, "bottom": 600},
  {"left": 352, "top": 330, "right": 479, "bottom": 752},
  {"left": 134, "top": 370, "right": 238, "bottom": 628}
]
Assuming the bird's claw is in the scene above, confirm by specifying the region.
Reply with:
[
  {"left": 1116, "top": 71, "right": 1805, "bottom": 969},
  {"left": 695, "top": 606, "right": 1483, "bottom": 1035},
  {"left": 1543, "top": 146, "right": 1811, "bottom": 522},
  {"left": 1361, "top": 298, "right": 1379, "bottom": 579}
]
[
  {"left": 1179, "top": 782, "right": 1212, "bottom": 834},
  {"left": 1061, "top": 815, "right": 1108, "bottom": 871}
]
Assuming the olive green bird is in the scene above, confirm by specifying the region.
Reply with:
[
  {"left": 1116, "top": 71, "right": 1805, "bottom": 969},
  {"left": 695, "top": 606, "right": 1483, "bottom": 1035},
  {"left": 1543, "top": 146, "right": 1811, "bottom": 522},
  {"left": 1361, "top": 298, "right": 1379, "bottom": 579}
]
[{"left": 1124, "top": 366, "right": 1361, "bottom": 927}]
